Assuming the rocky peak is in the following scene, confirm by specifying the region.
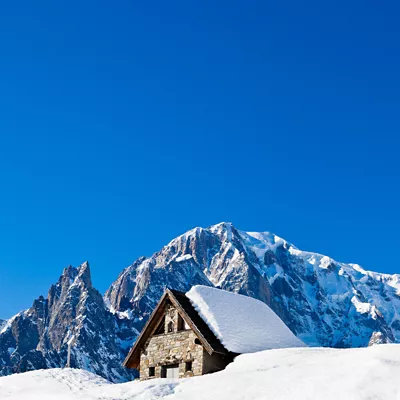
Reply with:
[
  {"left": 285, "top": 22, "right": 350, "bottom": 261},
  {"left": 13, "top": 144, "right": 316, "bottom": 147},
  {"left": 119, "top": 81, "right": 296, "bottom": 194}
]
[
  {"left": 61, "top": 265, "right": 79, "bottom": 286},
  {"left": 105, "top": 222, "right": 400, "bottom": 349},
  {"left": 208, "top": 221, "right": 234, "bottom": 238},
  {"left": 105, "top": 222, "right": 275, "bottom": 321},
  {"left": 0, "top": 262, "right": 134, "bottom": 383},
  {"left": 61, "top": 261, "right": 92, "bottom": 289},
  {"left": 76, "top": 261, "right": 92, "bottom": 289}
]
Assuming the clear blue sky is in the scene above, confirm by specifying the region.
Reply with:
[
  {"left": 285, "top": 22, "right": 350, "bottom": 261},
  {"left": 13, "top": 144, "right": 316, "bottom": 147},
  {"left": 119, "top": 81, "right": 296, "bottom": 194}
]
[{"left": 0, "top": 1, "right": 399, "bottom": 318}]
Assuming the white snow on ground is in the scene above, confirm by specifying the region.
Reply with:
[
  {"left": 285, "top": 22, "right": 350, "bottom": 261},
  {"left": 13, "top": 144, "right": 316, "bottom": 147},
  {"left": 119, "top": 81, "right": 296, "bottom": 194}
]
[
  {"left": 1, "top": 345, "right": 400, "bottom": 400},
  {"left": 186, "top": 285, "right": 304, "bottom": 353},
  {"left": 0, "top": 368, "right": 178, "bottom": 400}
]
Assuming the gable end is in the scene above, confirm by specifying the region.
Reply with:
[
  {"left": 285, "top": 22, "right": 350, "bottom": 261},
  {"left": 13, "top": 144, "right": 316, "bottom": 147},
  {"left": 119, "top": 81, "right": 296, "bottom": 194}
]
[{"left": 123, "top": 289, "right": 228, "bottom": 369}]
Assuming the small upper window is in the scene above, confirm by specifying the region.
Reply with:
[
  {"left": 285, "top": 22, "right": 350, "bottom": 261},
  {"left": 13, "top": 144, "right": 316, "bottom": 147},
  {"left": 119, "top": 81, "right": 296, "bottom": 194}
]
[
  {"left": 167, "top": 321, "right": 174, "bottom": 333},
  {"left": 177, "top": 314, "right": 185, "bottom": 331}
]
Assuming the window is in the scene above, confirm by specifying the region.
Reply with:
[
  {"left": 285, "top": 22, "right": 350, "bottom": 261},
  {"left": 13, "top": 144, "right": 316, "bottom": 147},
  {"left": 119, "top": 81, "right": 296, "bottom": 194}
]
[
  {"left": 194, "top": 338, "right": 201, "bottom": 345},
  {"left": 185, "top": 361, "right": 192, "bottom": 372},
  {"left": 177, "top": 314, "right": 185, "bottom": 331},
  {"left": 149, "top": 367, "right": 155, "bottom": 377},
  {"left": 154, "top": 316, "right": 165, "bottom": 335},
  {"left": 167, "top": 321, "right": 174, "bottom": 333}
]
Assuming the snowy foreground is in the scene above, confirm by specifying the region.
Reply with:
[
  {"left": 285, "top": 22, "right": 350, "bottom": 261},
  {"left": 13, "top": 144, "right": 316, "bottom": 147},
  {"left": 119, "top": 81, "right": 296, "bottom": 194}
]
[{"left": 1, "top": 345, "right": 400, "bottom": 400}]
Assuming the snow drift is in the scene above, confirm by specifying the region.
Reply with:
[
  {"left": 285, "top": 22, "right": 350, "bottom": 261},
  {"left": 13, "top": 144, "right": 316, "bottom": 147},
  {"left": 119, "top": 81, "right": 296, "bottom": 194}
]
[
  {"left": 186, "top": 285, "right": 304, "bottom": 353},
  {"left": 1, "top": 345, "right": 399, "bottom": 400}
]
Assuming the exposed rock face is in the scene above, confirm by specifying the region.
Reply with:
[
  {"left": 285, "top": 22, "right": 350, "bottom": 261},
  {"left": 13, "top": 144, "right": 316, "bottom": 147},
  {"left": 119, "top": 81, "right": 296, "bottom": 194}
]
[
  {"left": 105, "top": 222, "right": 400, "bottom": 348},
  {"left": 105, "top": 225, "right": 274, "bottom": 323},
  {"left": 368, "top": 331, "right": 391, "bottom": 346},
  {"left": 0, "top": 262, "right": 134, "bottom": 382}
]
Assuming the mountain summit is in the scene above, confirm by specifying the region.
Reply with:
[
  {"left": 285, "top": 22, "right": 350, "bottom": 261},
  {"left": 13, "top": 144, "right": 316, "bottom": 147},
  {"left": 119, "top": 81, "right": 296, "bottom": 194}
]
[
  {"left": 105, "top": 222, "right": 400, "bottom": 348},
  {"left": 0, "top": 262, "right": 133, "bottom": 382}
]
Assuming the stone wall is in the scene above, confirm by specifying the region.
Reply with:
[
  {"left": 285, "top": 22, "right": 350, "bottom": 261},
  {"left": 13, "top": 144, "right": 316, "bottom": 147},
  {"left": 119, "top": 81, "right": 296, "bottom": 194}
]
[{"left": 139, "top": 304, "right": 204, "bottom": 380}]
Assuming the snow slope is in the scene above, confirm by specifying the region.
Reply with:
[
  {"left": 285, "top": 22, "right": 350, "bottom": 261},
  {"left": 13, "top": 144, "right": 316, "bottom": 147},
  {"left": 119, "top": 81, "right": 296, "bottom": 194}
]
[
  {"left": 1, "top": 344, "right": 400, "bottom": 400},
  {"left": 186, "top": 285, "right": 304, "bottom": 353},
  {"left": 0, "top": 368, "right": 177, "bottom": 400}
]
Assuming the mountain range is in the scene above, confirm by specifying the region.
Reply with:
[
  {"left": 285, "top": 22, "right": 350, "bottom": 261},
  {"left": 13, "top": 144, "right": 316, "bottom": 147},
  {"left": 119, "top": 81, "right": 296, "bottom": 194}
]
[{"left": 1, "top": 222, "right": 399, "bottom": 382}]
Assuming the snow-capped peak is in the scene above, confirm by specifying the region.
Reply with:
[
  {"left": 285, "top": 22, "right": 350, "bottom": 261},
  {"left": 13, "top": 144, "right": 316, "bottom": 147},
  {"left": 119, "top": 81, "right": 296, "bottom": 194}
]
[{"left": 106, "top": 222, "right": 400, "bottom": 349}]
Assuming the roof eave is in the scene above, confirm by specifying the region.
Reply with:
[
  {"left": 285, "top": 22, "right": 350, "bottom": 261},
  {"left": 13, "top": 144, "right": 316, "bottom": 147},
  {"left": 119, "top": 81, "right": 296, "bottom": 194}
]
[{"left": 122, "top": 291, "right": 170, "bottom": 368}]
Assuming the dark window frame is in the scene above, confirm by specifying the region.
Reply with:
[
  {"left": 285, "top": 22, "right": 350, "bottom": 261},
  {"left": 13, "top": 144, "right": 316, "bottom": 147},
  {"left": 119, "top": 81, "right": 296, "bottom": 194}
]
[
  {"left": 177, "top": 314, "right": 185, "bottom": 331},
  {"left": 149, "top": 366, "right": 155, "bottom": 377}
]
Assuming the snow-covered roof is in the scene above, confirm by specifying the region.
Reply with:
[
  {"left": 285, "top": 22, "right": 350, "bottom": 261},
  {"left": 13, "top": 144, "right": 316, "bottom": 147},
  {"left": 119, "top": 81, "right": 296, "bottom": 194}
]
[{"left": 186, "top": 285, "right": 305, "bottom": 354}]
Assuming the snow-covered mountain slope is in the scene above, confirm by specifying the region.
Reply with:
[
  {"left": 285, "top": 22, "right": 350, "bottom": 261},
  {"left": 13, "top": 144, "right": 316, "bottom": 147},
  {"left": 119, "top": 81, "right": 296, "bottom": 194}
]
[
  {"left": 105, "top": 222, "right": 400, "bottom": 348},
  {"left": 1, "top": 345, "right": 400, "bottom": 400},
  {"left": 0, "top": 262, "right": 134, "bottom": 382}
]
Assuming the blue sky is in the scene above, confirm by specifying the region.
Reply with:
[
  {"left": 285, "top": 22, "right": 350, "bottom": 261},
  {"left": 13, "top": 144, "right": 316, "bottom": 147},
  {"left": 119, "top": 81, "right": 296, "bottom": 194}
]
[{"left": 0, "top": 1, "right": 399, "bottom": 318}]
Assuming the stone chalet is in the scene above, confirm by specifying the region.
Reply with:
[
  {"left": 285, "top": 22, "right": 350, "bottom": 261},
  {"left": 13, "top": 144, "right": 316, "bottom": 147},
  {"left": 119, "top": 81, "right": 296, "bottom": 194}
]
[
  {"left": 122, "top": 289, "right": 237, "bottom": 380},
  {"left": 123, "top": 285, "right": 304, "bottom": 380}
]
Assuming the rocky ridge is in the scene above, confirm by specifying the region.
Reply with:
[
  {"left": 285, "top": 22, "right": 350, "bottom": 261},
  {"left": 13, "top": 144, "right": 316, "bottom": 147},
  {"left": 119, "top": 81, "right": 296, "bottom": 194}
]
[
  {"left": 105, "top": 222, "right": 400, "bottom": 348},
  {"left": 0, "top": 262, "right": 134, "bottom": 382}
]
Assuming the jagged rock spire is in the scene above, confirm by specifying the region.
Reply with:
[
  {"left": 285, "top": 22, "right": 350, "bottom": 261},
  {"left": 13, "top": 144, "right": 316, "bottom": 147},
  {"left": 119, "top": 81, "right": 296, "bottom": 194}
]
[{"left": 0, "top": 262, "right": 134, "bottom": 383}]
